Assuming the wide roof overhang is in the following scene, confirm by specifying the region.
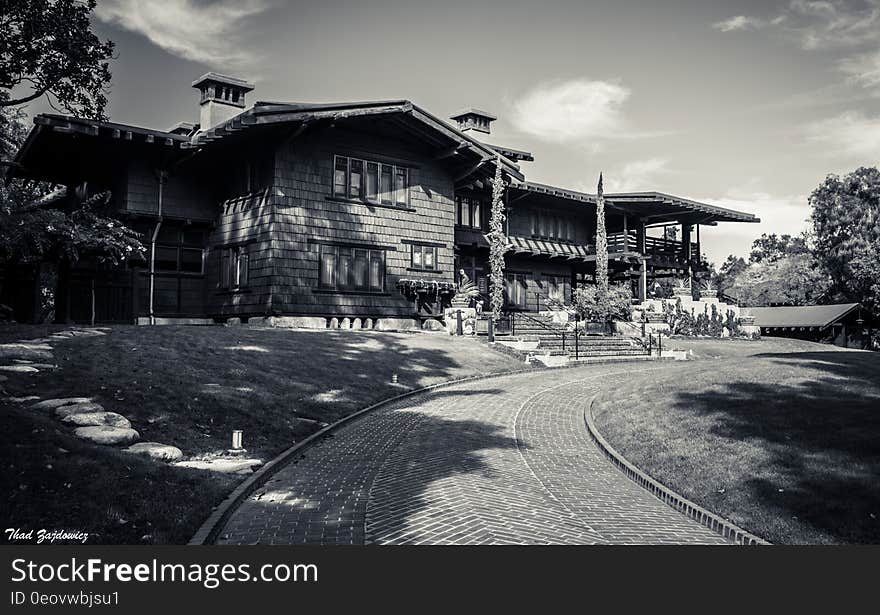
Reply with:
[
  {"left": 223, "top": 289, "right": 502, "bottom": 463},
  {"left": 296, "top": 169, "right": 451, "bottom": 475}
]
[
  {"left": 6, "top": 101, "right": 524, "bottom": 187},
  {"left": 509, "top": 182, "right": 760, "bottom": 225}
]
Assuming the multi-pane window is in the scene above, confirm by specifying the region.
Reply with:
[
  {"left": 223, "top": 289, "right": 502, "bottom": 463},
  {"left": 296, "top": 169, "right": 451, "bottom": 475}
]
[
  {"left": 333, "top": 155, "right": 409, "bottom": 207},
  {"left": 154, "top": 228, "right": 205, "bottom": 274},
  {"left": 543, "top": 274, "right": 567, "bottom": 303},
  {"left": 455, "top": 196, "right": 485, "bottom": 229},
  {"left": 218, "top": 245, "right": 251, "bottom": 290},
  {"left": 319, "top": 244, "right": 385, "bottom": 292},
  {"left": 531, "top": 211, "right": 574, "bottom": 242},
  {"left": 411, "top": 244, "right": 438, "bottom": 271},
  {"left": 504, "top": 273, "right": 528, "bottom": 308}
]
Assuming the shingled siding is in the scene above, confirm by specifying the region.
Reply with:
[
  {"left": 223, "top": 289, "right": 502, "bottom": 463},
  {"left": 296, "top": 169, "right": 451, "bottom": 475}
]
[
  {"left": 270, "top": 129, "right": 456, "bottom": 318},
  {"left": 123, "top": 159, "right": 215, "bottom": 221},
  {"left": 204, "top": 190, "right": 274, "bottom": 317}
]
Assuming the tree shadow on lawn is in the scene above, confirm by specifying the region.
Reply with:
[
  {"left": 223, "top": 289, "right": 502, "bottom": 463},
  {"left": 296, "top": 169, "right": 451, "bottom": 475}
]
[{"left": 673, "top": 350, "right": 880, "bottom": 543}]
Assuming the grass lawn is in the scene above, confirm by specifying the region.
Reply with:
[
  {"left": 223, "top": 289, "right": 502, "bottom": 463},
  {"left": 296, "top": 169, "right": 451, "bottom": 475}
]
[
  {"left": 592, "top": 337, "right": 880, "bottom": 544},
  {"left": 1, "top": 324, "right": 526, "bottom": 544}
]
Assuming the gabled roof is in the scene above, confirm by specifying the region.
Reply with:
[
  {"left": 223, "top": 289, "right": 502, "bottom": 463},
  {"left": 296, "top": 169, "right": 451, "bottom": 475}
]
[
  {"left": 190, "top": 99, "right": 524, "bottom": 182},
  {"left": 749, "top": 303, "right": 861, "bottom": 328},
  {"left": 510, "top": 182, "right": 759, "bottom": 224}
]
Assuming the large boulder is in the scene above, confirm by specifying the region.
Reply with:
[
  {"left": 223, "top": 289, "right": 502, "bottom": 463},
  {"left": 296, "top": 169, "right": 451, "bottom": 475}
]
[
  {"left": 174, "top": 457, "right": 263, "bottom": 474},
  {"left": 55, "top": 402, "right": 105, "bottom": 418},
  {"left": 126, "top": 442, "right": 183, "bottom": 462},
  {"left": 61, "top": 411, "right": 131, "bottom": 429},
  {"left": 422, "top": 318, "right": 445, "bottom": 332},
  {"left": 74, "top": 426, "right": 139, "bottom": 445},
  {"left": 0, "top": 365, "right": 39, "bottom": 373}
]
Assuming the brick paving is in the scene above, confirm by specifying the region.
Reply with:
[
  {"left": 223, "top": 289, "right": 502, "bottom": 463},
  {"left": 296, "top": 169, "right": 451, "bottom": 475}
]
[{"left": 217, "top": 365, "right": 729, "bottom": 545}]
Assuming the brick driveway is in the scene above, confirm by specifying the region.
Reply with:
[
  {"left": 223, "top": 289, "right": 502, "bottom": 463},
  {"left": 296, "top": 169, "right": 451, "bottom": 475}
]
[{"left": 217, "top": 365, "right": 729, "bottom": 545}]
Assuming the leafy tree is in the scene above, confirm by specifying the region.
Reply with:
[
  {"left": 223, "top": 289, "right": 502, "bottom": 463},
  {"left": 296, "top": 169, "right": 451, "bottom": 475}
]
[
  {"left": 748, "top": 233, "right": 808, "bottom": 264},
  {"left": 810, "top": 167, "right": 880, "bottom": 315},
  {"left": 713, "top": 255, "right": 747, "bottom": 295},
  {"left": 728, "top": 252, "right": 831, "bottom": 306},
  {"left": 0, "top": 0, "right": 114, "bottom": 119}
]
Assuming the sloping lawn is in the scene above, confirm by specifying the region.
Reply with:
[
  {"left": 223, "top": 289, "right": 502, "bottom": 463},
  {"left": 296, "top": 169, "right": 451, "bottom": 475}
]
[
  {"left": 1, "top": 325, "right": 526, "bottom": 544},
  {"left": 592, "top": 338, "right": 880, "bottom": 544}
]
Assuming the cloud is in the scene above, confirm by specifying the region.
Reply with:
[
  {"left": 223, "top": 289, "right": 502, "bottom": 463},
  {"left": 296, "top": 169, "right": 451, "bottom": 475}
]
[
  {"left": 604, "top": 158, "right": 672, "bottom": 192},
  {"left": 509, "top": 79, "right": 632, "bottom": 144},
  {"left": 712, "top": 15, "right": 766, "bottom": 32},
  {"left": 802, "top": 110, "right": 880, "bottom": 160},
  {"left": 838, "top": 49, "right": 880, "bottom": 87},
  {"left": 697, "top": 190, "right": 810, "bottom": 264},
  {"left": 96, "top": 0, "right": 272, "bottom": 67}
]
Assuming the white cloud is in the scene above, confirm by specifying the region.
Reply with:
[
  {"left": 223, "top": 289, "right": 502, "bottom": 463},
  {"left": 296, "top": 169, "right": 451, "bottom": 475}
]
[
  {"left": 839, "top": 49, "right": 880, "bottom": 87},
  {"left": 604, "top": 158, "right": 672, "bottom": 192},
  {"left": 96, "top": 0, "right": 272, "bottom": 67},
  {"left": 698, "top": 190, "right": 810, "bottom": 264},
  {"left": 803, "top": 111, "right": 880, "bottom": 161},
  {"left": 509, "top": 79, "right": 631, "bottom": 144},
  {"left": 712, "top": 15, "right": 765, "bottom": 32}
]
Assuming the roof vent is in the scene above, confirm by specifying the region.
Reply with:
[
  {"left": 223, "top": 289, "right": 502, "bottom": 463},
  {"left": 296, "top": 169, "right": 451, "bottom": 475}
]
[
  {"left": 450, "top": 108, "right": 497, "bottom": 135},
  {"left": 192, "top": 73, "right": 254, "bottom": 131}
]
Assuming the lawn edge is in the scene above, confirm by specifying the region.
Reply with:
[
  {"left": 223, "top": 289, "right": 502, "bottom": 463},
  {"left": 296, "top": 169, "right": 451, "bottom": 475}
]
[
  {"left": 584, "top": 397, "right": 771, "bottom": 546},
  {"left": 188, "top": 364, "right": 537, "bottom": 545}
]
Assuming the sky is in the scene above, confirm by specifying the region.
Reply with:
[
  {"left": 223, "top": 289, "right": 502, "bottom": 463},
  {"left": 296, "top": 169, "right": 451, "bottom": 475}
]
[{"left": 22, "top": 0, "right": 880, "bottom": 265}]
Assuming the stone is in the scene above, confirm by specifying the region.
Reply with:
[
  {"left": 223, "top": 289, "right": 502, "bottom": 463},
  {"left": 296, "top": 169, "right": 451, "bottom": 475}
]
[
  {"left": 0, "top": 365, "right": 39, "bottom": 373},
  {"left": 329, "top": 317, "right": 339, "bottom": 329},
  {"left": 31, "top": 397, "right": 92, "bottom": 411},
  {"left": 74, "top": 426, "right": 139, "bottom": 445},
  {"left": 55, "top": 402, "right": 105, "bottom": 418},
  {"left": 62, "top": 411, "right": 131, "bottom": 429},
  {"left": 350, "top": 318, "right": 362, "bottom": 330},
  {"left": 174, "top": 457, "right": 263, "bottom": 474},
  {"left": 269, "top": 316, "right": 327, "bottom": 329},
  {"left": 339, "top": 317, "right": 351, "bottom": 329},
  {"left": 374, "top": 318, "right": 421, "bottom": 331},
  {"left": 126, "top": 442, "right": 183, "bottom": 462},
  {"left": 422, "top": 318, "right": 445, "bottom": 331},
  {"left": 4, "top": 396, "right": 40, "bottom": 403},
  {"left": 226, "top": 317, "right": 242, "bottom": 325},
  {"left": 362, "top": 318, "right": 373, "bottom": 330}
]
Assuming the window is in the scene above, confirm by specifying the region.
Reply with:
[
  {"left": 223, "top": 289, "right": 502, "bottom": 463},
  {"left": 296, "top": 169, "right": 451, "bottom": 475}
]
[
  {"left": 411, "top": 244, "right": 438, "bottom": 271},
  {"left": 154, "top": 227, "right": 205, "bottom": 274},
  {"left": 318, "top": 244, "right": 385, "bottom": 292},
  {"left": 531, "top": 210, "right": 574, "bottom": 242},
  {"left": 218, "top": 245, "right": 251, "bottom": 290},
  {"left": 505, "top": 273, "right": 528, "bottom": 308},
  {"left": 334, "top": 155, "right": 410, "bottom": 207},
  {"left": 455, "top": 196, "right": 486, "bottom": 229},
  {"left": 543, "top": 274, "right": 567, "bottom": 303}
]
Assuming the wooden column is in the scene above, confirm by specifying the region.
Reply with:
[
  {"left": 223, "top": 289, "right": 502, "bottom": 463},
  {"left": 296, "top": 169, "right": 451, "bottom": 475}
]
[{"left": 636, "top": 220, "right": 647, "bottom": 301}]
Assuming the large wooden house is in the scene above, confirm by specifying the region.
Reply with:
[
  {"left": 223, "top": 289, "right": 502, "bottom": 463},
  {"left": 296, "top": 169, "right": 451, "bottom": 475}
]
[{"left": 6, "top": 73, "right": 758, "bottom": 326}]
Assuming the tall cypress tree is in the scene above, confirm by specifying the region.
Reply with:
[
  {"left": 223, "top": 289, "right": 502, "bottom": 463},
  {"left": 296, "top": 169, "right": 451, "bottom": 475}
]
[
  {"left": 595, "top": 173, "right": 609, "bottom": 296},
  {"left": 488, "top": 155, "right": 507, "bottom": 322}
]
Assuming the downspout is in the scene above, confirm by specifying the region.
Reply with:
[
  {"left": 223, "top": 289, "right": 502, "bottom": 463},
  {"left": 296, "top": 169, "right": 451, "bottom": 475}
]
[{"left": 148, "top": 170, "right": 168, "bottom": 325}]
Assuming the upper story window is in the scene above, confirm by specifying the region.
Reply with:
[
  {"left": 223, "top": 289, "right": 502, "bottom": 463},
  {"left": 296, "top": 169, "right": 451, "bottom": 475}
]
[
  {"left": 333, "top": 155, "right": 410, "bottom": 207},
  {"left": 319, "top": 244, "right": 385, "bottom": 292},
  {"left": 455, "top": 196, "right": 485, "bottom": 229},
  {"left": 530, "top": 210, "right": 574, "bottom": 242}
]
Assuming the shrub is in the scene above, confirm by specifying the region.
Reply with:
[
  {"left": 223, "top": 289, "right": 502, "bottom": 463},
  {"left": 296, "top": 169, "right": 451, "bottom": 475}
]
[{"left": 573, "top": 282, "right": 632, "bottom": 323}]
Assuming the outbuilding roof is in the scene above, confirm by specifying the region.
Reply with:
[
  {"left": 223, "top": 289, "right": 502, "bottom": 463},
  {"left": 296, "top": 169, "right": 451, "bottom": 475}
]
[{"left": 749, "top": 303, "right": 861, "bottom": 329}]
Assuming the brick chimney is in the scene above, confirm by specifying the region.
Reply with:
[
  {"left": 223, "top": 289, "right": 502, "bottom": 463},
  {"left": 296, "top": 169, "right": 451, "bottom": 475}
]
[
  {"left": 192, "top": 73, "right": 254, "bottom": 131},
  {"left": 450, "top": 108, "right": 497, "bottom": 135}
]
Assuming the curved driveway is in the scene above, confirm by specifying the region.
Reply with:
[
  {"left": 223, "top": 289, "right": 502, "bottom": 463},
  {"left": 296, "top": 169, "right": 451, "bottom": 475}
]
[{"left": 217, "top": 365, "right": 728, "bottom": 545}]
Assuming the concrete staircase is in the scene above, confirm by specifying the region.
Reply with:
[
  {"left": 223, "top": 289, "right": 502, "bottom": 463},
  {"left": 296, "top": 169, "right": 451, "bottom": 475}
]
[{"left": 508, "top": 313, "right": 660, "bottom": 364}]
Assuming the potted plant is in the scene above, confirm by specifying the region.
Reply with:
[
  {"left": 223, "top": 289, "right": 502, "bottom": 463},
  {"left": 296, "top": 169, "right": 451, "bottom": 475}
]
[
  {"left": 700, "top": 279, "right": 718, "bottom": 299},
  {"left": 644, "top": 302, "right": 666, "bottom": 323},
  {"left": 673, "top": 276, "right": 692, "bottom": 299}
]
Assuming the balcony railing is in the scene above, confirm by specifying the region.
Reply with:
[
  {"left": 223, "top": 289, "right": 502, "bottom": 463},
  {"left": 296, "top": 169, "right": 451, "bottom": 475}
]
[{"left": 605, "top": 232, "right": 698, "bottom": 262}]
